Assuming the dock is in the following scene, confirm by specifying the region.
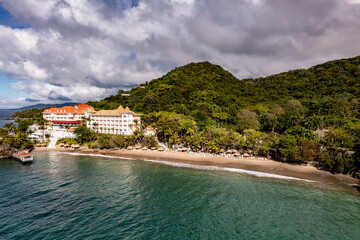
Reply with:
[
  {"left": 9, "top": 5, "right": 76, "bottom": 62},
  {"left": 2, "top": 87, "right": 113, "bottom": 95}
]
[{"left": 12, "top": 152, "right": 34, "bottom": 164}]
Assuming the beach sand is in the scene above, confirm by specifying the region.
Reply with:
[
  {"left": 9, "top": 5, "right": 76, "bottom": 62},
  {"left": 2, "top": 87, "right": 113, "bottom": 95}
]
[{"left": 34, "top": 147, "right": 360, "bottom": 194}]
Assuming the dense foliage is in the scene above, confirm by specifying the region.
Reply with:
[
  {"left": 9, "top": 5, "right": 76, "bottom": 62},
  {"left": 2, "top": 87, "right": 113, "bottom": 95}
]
[
  {"left": 11, "top": 108, "right": 44, "bottom": 119},
  {"left": 61, "top": 123, "right": 157, "bottom": 150},
  {"left": 0, "top": 119, "right": 36, "bottom": 156},
  {"left": 86, "top": 57, "right": 360, "bottom": 177}
]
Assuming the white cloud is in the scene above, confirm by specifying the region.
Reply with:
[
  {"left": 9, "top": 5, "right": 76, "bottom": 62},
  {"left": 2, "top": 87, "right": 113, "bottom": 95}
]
[{"left": 0, "top": 0, "right": 360, "bottom": 108}]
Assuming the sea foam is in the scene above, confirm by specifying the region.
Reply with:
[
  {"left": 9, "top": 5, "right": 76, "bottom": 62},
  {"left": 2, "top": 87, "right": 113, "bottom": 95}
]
[{"left": 57, "top": 152, "right": 315, "bottom": 182}]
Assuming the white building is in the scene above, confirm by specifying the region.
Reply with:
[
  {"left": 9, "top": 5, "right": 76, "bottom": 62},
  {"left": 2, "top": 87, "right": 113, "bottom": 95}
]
[
  {"left": 87, "top": 106, "right": 141, "bottom": 135},
  {"left": 42, "top": 103, "right": 94, "bottom": 126}
]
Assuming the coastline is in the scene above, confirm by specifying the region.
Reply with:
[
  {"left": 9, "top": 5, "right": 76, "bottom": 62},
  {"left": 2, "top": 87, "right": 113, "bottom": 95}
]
[{"left": 34, "top": 147, "right": 360, "bottom": 194}]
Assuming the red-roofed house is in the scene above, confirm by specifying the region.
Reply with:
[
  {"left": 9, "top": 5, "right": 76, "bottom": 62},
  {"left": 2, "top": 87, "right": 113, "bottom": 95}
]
[
  {"left": 42, "top": 103, "right": 95, "bottom": 125},
  {"left": 144, "top": 125, "right": 155, "bottom": 136}
]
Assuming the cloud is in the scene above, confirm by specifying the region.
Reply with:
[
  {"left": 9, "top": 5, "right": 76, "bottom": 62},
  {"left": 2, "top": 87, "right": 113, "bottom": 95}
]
[
  {"left": 0, "top": 0, "right": 359, "bottom": 108},
  {"left": 25, "top": 98, "right": 40, "bottom": 102}
]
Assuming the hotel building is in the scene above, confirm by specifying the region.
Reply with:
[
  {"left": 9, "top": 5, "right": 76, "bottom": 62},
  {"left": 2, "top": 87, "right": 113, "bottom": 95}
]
[
  {"left": 42, "top": 103, "right": 95, "bottom": 125},
  {"left": 87, "top": 106, "right": 141, "bottom": 135}
]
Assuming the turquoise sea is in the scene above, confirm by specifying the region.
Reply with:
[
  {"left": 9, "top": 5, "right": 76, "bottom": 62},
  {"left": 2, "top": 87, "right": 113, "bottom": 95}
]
[{"left": 1, "top": 152, "right": 359, "bottom": 239}]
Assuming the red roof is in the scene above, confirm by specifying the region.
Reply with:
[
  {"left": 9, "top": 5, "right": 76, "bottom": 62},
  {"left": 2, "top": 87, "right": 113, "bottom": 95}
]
[
  {"left": 145, "top": 125, "right": 154, "bottom": 130},
  {"left": 43, "top": 103, "right": 94, "bottom": 114},
  {"left": 18, "top": 152, "right": 34, "bottom": 156},
  {"left": 51, "top": 120, "right": 82, "bottom": 124}
]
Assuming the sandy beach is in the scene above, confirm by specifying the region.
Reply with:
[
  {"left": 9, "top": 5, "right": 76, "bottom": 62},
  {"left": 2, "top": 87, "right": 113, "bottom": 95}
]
[{"left": 34, "top": 147, "right": 360, "bottom": 194}]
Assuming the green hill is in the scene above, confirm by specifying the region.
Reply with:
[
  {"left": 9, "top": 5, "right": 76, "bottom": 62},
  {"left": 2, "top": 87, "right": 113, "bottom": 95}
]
[
  {"left": 89, "top": 61, "right": 258, "bottom": 128},
  {"left": 89, "top": 56, "right": 360, "bottom": 129}
]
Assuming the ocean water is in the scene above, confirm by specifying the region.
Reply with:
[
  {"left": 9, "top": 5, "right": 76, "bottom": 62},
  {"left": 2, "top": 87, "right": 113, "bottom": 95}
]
[
  {"left": 0, "top": 109, "right": 16, "bottom": 128},
  {"left": 0, "top": 152, "right": 359, "bottom": 239},
  {"left": 0, "top": 119, "right": 15, "bottom": 128}
]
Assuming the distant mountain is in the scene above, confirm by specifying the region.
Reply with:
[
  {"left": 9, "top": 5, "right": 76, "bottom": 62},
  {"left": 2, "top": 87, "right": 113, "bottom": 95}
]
[
  {"left": 0, "top": 102, "right": 80, "bottom": 118},
  {"left": 15, "top": 102, "right": 81, "bottom": 111}
]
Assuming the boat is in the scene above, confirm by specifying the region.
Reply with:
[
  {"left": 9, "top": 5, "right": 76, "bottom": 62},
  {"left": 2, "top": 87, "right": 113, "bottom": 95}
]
[{"left": 12, "top": 152, "right": 34, "bottom": 164}]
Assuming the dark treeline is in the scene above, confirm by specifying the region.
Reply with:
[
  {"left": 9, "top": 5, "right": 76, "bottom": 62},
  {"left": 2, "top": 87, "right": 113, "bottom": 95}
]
[
  {"left": 0, "top": 118, "right": 41, "bottom": 157},
  {"left": 11, "top": 109, "right": 44, "bottom": 119},
  {"left": 86, "top": 57, "right": 360, "bottom": 178}
]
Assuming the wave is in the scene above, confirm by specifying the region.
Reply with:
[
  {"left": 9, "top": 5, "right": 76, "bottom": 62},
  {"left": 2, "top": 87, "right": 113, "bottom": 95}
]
[{"left": 57, "top": 152, "right": 315, "bottom": 183}]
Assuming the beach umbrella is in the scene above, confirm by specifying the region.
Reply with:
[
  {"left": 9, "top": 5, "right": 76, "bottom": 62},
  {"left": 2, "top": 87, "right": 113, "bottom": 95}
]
[
  {"left": 141, "top": 147, "right": 148, "bottom": 151},
  {"left": 158, "top": 147, "right": 164, "bottom": 151},
  {"left": 226, "top": 149, "right": 233, "bottom": 154},
  {"left": 151, "top": 147, "right": 156, "bottom": 150},
  {"left": 127, "top": 146, "right": 133, "bottom": 150}
]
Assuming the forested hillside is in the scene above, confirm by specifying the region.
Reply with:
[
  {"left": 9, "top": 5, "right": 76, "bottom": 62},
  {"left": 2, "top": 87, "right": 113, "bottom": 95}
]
[
  {"left": 89, "top": 61, "right": 255, "bottom": 129},
  {"left": 87, "top": 56, "right": 360, "bottom": 177},
  {"left": 89, "top": 56, "right": 360, "bottom": 131}
]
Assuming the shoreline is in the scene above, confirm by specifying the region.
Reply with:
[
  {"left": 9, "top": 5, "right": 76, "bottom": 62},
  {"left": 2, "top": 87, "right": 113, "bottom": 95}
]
[{"left": 34, "top": 147, "right": 360, "bottom": 194}]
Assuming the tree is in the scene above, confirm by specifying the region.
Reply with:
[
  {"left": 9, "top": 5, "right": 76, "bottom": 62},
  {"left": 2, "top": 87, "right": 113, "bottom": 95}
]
[
  {"left": 98, "top": 134, "right": 113, "bottom": 149},
  {"left": 237, "top": 109, "right": 260, "bottom": 132},
  {"left": 74, "top": 125, "right": 96, "bottom": 144},
  {"left": 261, "top": 113, "right": 278, "bottom": 132},
  {"left": 282, "top": 100, "right": 305, "bottom": 128},
  {"left": 319, "top": 128, "right": 355, "bottom": 173}
]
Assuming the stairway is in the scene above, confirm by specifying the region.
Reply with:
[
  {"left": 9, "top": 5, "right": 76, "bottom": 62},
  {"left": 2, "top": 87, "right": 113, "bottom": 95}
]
[
  {"left": 47, "top": 133, "right": 60, "bottom": 148},
  {"left": 155, "top": 137, "right": 169, "bottom": 151}
]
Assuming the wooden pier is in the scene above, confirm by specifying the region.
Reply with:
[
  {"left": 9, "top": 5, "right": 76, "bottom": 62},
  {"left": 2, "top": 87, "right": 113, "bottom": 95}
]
[{"left": 12, "top": 152, "right": 34, "bottom": 164}]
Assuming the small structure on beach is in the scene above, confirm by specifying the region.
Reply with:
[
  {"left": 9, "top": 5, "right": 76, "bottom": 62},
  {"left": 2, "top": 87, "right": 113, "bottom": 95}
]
[
  {"left": 12, "top": 152, "right": 34, "bottom": 164},
  {"left": 72, "top": 144, "right": 80, "bottom": 149}
]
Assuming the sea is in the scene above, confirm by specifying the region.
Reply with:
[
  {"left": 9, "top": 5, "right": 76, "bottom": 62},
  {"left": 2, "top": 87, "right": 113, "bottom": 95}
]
[
  {"left": 0, "top": 152, "right": 359, "bottom": 239},
  {"left": 0, "top": 109, "right": 16, "bottom": 128}
]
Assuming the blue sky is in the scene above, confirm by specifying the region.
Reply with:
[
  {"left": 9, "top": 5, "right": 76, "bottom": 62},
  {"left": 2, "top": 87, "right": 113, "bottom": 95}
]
[
  {"left": 0, "top": 3, "right": 29, "bottom": 108},
  {"left": 0, "top": 74, "right": 23, "bottom": 98},
  {"left": 0, "top": 0, "right": 360, "bottom": 109}
]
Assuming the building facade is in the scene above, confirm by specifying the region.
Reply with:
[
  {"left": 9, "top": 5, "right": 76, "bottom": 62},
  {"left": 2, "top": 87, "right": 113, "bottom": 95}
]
[
  {"left": 42, "top": 103, "right": 94, "bottom": 125},
  {"left": 144, "top": 125, "right": 155, "bottom": 136},
  {"left": 87, "top": 106, "right": 141, "bottom": 135}
]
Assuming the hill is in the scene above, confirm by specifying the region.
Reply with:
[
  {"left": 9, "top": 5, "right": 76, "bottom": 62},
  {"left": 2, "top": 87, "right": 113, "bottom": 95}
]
[
  {"left": 16, "top": 102, "right": 80, "bottom": 111},
  {"left": 86, "top": 57, "right": 360, "bottom": 176},
  {"left": 242, "top": 56, "right": 360, "bottom": 117},
  {"left": 89, "top": 61, "right": 257, "bottom": 129},
  {"left": 89, "top": 56, "right": 360, "bottom": 129}
]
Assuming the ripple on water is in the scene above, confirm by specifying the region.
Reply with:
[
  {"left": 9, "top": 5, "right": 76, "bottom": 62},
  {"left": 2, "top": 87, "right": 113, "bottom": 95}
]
[{"left": 0, "top": 152, "right": 359, "bottom": 240}]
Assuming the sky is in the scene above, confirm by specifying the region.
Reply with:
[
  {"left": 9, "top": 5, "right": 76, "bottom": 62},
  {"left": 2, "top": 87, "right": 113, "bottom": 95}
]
[{"left": 0, "top": 0, "right": 360, "bottom": 109}]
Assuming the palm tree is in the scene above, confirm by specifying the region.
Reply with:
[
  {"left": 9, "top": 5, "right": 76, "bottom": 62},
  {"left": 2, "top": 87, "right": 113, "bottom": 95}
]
[{"left": 81, "top": 116, "right": 91, "bottom": 126}]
